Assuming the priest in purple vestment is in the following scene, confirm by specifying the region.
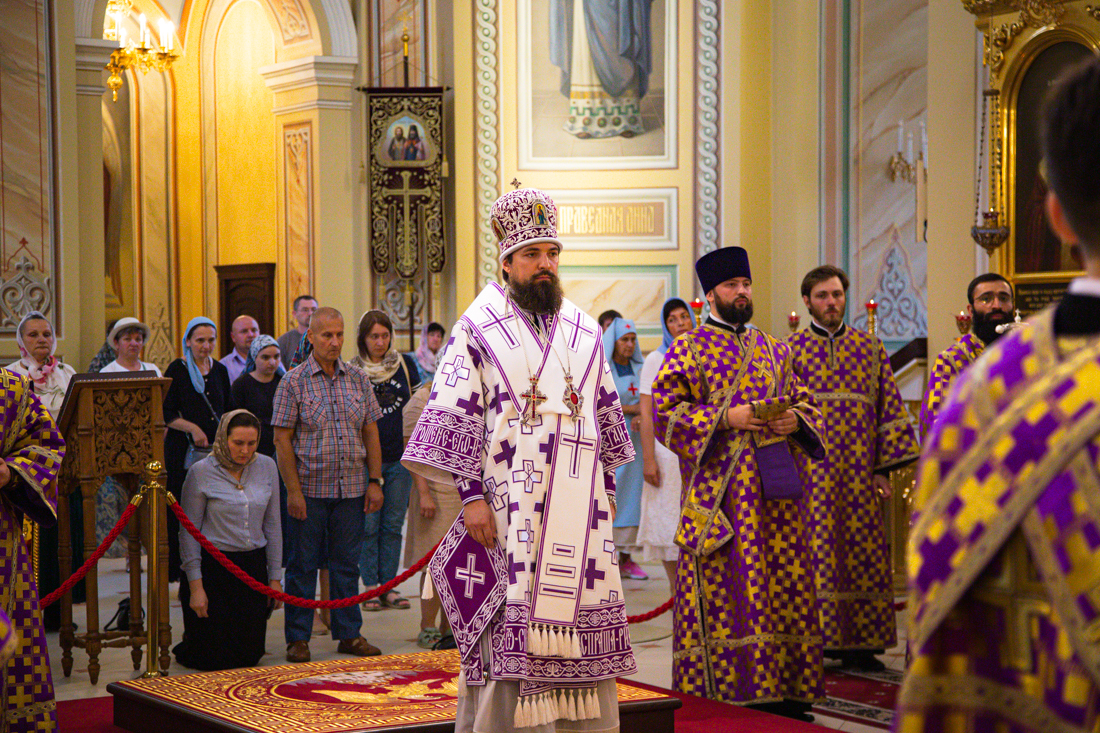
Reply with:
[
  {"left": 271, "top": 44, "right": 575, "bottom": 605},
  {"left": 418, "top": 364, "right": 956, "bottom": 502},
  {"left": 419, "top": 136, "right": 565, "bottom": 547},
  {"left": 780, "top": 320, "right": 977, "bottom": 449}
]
[
  {"left": 899, "top": 56, "right": 1100, "bottom": 732},
  {"left": 918, "top": 273, "right": 1013, "bottom": 440},
  {"left": 0, "top": 370, "right": 65, "bottom": 732},
  {"left": 403, "top": 187, "right": 636, "bottom": 732},
  {"left": 653, "top": 246, "right": 826, "bottom": 723},
  {"left": 788, "top": 265, "right": 919, "bottom": 672}
]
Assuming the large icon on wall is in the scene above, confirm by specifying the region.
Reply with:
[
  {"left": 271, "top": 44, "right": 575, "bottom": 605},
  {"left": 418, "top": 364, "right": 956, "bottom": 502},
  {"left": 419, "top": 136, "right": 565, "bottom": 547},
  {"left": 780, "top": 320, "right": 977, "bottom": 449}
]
[
  {"left": 518, "top": 0, "right": 676, "bottom": 170},
  {"left": 1011, "top": 40, "right": 1091, "bottom": 275}
]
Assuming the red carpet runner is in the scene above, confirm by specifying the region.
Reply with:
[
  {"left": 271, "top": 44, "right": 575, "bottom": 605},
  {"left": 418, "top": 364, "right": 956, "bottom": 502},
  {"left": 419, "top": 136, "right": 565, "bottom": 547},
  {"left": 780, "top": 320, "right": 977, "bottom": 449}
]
[{"left": 811, "top": 667, "right": 901, "bottom": 730}]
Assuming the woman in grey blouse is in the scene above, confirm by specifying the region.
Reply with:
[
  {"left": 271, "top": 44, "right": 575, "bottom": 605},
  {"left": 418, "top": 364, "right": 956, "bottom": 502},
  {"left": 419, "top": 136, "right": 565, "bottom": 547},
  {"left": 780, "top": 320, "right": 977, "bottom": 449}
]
[{"left": 173, "top": 410, "right": 283, "bottom": 670}]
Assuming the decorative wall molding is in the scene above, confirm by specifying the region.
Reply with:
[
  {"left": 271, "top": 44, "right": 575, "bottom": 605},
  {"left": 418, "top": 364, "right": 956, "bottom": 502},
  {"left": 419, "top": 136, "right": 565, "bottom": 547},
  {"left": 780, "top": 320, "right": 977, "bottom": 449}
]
[
  {"left": 259, "top": 55, "right": 358, "bottom": 94},
  {"left": 474, "top": 0, "right": 501, "bottom": 288},
  {"left": 267, "top": 0, "right": 313, "bottom": 44},
  {"left": 695, "top": 0, "right": 721, "bottom": 257},
  {"left": 271, "top": 99, "right": 353, "bottom": 115},
  {"left": 0, "top": 257, "right": 53, "bottom": 330},
  {"left": 284, "top": 123, "right": 314, "bottom": 307}
]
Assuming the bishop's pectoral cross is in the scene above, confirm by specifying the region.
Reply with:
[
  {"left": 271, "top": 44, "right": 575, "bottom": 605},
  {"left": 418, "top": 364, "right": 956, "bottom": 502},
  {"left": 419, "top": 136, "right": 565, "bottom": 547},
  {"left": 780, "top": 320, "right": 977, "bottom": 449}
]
[
  {"left": 384, "top": 170, "right": 431, "bottom": 268},
  {"left": 520, "top": 377, "right": 547, "bottom": 426}
]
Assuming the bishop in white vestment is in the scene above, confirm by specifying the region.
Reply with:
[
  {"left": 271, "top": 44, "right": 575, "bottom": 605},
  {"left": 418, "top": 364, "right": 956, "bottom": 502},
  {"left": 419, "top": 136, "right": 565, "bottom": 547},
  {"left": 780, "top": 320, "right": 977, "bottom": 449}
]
[{"left": 403, "top": 188, "right": 636, "bottom": 732}]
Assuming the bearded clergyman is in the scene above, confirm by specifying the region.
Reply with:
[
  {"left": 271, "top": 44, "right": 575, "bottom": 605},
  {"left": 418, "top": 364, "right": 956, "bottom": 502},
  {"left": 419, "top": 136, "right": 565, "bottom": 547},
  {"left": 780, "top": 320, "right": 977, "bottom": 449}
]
[
  {"left": 918, "top": 273, "right": 1014, "bottom": 439},
  {"left": 652, "top": 246, "right": 826, "bottom": 722},
  {"left": 402, "top": 187, "right": 636, "bottom": 732}
]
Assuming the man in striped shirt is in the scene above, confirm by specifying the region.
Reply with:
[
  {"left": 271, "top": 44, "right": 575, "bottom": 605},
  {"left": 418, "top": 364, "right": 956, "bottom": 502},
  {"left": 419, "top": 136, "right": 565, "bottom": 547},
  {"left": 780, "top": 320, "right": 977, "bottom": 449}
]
[{"left": 273, "top": 306, "right": 384, "bottom": 662}]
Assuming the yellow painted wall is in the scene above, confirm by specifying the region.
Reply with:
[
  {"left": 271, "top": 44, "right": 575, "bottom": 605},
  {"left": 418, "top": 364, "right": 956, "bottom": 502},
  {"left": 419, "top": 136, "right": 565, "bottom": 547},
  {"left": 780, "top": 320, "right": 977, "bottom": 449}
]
[{"left": 214, "top": 0, "right": 278, "bottom": 268}]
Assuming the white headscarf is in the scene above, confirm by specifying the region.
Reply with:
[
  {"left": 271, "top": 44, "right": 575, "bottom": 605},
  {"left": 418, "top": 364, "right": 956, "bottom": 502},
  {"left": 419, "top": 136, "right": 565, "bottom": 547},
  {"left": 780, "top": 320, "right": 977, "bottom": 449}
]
[{"left": 15, "top": 311, "right": 59, "bottom": 387}]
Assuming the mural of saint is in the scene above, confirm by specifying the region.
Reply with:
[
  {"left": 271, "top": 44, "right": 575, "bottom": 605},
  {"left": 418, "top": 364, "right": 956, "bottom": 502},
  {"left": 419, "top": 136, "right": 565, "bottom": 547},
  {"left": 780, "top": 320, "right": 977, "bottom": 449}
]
[{"left": 549, "top": 0, "right": 655, "bottom": 140}]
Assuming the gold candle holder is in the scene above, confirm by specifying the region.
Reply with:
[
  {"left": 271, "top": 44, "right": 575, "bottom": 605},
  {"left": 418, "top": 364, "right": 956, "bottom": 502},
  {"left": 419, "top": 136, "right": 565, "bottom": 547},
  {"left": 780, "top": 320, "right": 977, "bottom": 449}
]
[
  {"left": 787, "top": 311, "right": 801, "bottom": 333},
  {"left": 689, "top": 298, "right": 705, "bottom": 324},
  {"left": 955, "top": 311, "right": 972, "bottom": 335}
]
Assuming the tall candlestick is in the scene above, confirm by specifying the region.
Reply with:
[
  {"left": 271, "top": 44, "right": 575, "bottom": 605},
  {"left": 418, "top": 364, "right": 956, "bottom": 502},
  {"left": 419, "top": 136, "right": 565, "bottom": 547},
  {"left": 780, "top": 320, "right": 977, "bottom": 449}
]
[
  {"left": 119, "top": 26, "right": 127, "bottom": 48},
  {"left": 139, "top": 13, "right": 148, "bottom": 46},
  {"left": 906, "top": 132, "right": 914, "bottom": 163},
  {"left": 920, "top": 120, "right": 928, "bottom": 164}
]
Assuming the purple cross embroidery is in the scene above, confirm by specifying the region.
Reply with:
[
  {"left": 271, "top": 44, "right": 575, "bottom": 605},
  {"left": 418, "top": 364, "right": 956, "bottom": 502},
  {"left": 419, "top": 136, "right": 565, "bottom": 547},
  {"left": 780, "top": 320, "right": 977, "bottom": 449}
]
[
  {"left": 517, "top": 519, "right": 535, "bottom": 552},
  {"left": 538, "top": 433, "right": 556, "bottom": 465},
  {"left": 533, "top": 498, "right": 545, "bottom": 515},
  {"left": 455, "top": 391, "right": 483, "bottom": 416},
  {"left": 440, "top": 355, "right": 471, "bottom": 387},
  {"left": 478, "top": 303, "right": 518, "bottom": 349},
  {"left": 493, "top": 439, "right": 517, "bottom": 466},
  {"left": 561, "top": 419, "right": 596, "bottom": 478},
  {"left": 603, "top": 539, "right": 618, "bottom": 565},
  {"left": 455, "top": 553, "right": 486, "bottom": 598},
  {"left": 596, "top": 385, "right": 618, "bottom": 411},
  {"left": 590, "top": 499, "right": 609, "bottom": 529},
  {"left": 561, "top": 309, "right": 596, "bottom": 352},
  {"left": 511, "top": 460, "right": 544, "bottom": 494},
  {"left": 584, "top": 558, "right": 605, "bottom": 590},
  {"left": 508, "top": 499, "right": 521, "bottom": 523},
  {"left": 508, "top": 552, "right": 526, "bottom": 584},
  {"left": 508, "top": 412, "right": 542, "bottom": 435}
]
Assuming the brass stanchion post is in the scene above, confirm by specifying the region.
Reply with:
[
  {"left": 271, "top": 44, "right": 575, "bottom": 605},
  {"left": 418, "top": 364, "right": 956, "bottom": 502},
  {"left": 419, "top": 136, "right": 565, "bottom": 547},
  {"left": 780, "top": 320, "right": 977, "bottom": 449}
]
[{"left": 142, "top": 461, "right": 165, "bottom": 678}]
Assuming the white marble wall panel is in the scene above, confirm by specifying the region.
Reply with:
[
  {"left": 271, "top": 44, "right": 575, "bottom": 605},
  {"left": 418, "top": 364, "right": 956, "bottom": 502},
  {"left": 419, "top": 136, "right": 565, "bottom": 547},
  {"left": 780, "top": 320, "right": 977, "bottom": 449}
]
[
  {"left": 558, "top": 267, "right": 673, "bottom": 335},
  {"left": 847, "top": 0, "right": 928, "bottom": 342},
  {"left": 0, "top": 0, "right": 57, "bottom": 333}
]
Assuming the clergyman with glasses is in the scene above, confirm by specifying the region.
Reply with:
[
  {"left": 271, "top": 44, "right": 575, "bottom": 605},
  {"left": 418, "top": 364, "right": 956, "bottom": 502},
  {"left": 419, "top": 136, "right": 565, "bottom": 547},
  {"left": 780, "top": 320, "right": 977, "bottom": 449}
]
[{"left": 919, "top": 273, "right": 1014, "bottom": 439}]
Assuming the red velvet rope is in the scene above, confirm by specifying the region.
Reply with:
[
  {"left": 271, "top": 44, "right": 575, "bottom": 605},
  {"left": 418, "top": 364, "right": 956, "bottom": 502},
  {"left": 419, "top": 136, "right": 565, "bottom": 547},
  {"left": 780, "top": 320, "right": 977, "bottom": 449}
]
[
  {"left": 39, "top": 501, "right": 140, "bottom": 608},
  {"left": 170, "top": 500, "right": 674, "bottom": 623}
]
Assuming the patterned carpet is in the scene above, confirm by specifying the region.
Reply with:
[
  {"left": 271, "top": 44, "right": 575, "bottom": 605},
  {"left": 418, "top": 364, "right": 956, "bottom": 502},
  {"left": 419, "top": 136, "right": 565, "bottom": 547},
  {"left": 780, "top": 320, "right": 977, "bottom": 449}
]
[{"left": 812, "top": 667, "right": 901, "bottom": 730}]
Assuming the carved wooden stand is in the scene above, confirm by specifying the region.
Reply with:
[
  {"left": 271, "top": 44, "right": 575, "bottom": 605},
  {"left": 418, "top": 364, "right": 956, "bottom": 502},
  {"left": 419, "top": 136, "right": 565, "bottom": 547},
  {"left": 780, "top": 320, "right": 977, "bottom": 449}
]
[{"left": 56, "top": 373, "right": 172, "bottom": 684}]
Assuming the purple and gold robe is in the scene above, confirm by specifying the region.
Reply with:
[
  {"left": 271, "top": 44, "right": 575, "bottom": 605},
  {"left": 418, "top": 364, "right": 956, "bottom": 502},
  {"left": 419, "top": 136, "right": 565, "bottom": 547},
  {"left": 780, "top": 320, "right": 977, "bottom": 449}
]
[
  {"left": 653, "top": 321, "right": 826, "bottom": 705},
  {"left": 0, "top": 371, "right": 65, "bottom": 732},
  {"left": 918, "top": 332, "right": 984, "bottom": 440},
  {"left": 899, "top": 308, "right": 1100, "bottom": 732},
  {"left": 788, "top": 324, "right": 919, "bottom": 652}
]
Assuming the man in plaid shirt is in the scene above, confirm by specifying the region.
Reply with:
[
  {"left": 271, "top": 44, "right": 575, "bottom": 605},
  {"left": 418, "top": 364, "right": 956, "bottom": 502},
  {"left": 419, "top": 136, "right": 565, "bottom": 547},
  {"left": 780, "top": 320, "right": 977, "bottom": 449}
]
[{"left": 273, "top": 307, "right": 384, "bottom": 662}]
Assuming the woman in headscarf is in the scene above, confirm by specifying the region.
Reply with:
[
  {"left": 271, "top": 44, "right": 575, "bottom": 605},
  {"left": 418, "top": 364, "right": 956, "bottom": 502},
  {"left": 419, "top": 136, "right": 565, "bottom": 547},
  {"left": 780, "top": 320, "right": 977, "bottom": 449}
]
[
  {"left": 174, "top": 409, "right": 282, "bottom": 671},
  {"left": 163, "top": 317, "right": 233, "bottom": 582},
  {"left": 637, "top": 298, "right": 696, "bottom": 592},
  {"left": 412, "top": 321, "right": 446, "bottom": 384},
  {"left": 5, "top": 310, "right": 77, "bottom": 418},
  {"left": 603, "top": 317, "right": 648, "bottom": 581},
  {"left": 351, "top": 310, "right": 421, "bottom": 611},
  {"left": 230, "top": 334, "right": 289, "bottom": 563}
]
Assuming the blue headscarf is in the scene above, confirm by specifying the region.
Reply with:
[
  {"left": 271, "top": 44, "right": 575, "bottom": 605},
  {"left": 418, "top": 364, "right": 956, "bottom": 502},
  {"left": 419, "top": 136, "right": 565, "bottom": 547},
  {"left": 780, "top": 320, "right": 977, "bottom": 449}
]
[
  {"left": 243, "top": 334, "right": 286, "bottom": 377},
  {"left": 602, "top": 317, "right": 643, "bottom": 372},
  {"left": 659, "top": 298, "right": 697, "bottom": 355},
  {"left": 182, "top": 317, "right": 217, "bottom": 394}
]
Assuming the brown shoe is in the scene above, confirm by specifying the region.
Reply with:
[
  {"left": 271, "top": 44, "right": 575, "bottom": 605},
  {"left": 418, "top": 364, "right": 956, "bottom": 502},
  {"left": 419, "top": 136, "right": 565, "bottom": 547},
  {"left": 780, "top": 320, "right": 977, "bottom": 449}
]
[
  {"left": 286, "top": 640, "right": 311, "bottom": 663},
  {"left": 337, "top": 636, "right": 381, "bottom": 657}
]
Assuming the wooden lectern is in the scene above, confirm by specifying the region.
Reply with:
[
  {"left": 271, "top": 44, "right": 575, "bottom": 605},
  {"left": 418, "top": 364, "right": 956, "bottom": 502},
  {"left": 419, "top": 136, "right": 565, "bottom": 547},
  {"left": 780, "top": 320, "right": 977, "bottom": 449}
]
[{"left": 56, "top": 372, "right": 172, "bottom": 684}]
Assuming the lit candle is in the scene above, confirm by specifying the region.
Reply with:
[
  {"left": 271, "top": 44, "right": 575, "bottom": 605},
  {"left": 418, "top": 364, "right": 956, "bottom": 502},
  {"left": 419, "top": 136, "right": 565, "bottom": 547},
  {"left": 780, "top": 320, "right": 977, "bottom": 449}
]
[
  {"left": 866, "top": 299, "right": 877, "bottom": 311},
  {"left": 139, "top": 13, "right": 148, "bottom": 46},
  {"left": 159, "top": 19, "right": 173, "bottom": 51},
  {"left": 119, "top": 26, "right": 127, "bottom": 48},
  {"left": 906, "top": 132, "right": 914, "bottom": 164},
  {"left": 896, "top": 121, "right": 904, "bottom": 154}
]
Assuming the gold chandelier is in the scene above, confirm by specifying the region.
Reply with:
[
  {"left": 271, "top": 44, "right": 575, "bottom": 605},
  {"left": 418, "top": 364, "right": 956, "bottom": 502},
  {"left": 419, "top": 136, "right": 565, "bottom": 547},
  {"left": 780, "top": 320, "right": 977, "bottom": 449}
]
[{"left": 102, "top": 0, "right": 179, "bottom": 102}]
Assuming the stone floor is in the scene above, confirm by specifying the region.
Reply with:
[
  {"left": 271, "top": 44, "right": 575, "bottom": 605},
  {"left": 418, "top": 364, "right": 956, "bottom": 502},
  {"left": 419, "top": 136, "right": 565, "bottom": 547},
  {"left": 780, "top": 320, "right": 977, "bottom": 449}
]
[{"left": 49, "top": 556, "right": 902, "bottom": 732}]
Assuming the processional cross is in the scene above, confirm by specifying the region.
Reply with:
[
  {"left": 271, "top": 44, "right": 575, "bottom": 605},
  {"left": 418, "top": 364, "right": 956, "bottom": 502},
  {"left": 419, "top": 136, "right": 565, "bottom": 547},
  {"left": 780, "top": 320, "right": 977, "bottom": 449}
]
[
  {"left": 383, "top": 170, "right": 431, "bottom": 271},
  {"left": 520, "top": 376, "right": 547, "bottom": 427}
]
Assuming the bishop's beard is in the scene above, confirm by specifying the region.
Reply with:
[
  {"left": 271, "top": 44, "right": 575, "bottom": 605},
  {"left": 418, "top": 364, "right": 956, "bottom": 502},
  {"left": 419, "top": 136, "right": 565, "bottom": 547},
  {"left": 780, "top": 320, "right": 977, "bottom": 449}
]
[
  {"left": 972, "top": 308, "right": 1010, "bottom": 345},
  {"left": 714, "top": 295, "right": 754, "bottom": 326},
  {"left": 509, "top": 271, "right": 564, "bottom": 315}
]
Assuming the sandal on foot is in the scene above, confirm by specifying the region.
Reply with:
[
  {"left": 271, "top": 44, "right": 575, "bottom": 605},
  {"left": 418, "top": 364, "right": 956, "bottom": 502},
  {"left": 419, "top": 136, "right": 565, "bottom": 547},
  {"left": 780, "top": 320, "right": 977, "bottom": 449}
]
[
  {"left": 382, "top": 590, "right": 410, "bottom": 609},
  {"left": 417, "top": 627, "right": 441, "bottom": 649},
  {"left": 362, "top": 596, "right": 383, "bottom": 612}
]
